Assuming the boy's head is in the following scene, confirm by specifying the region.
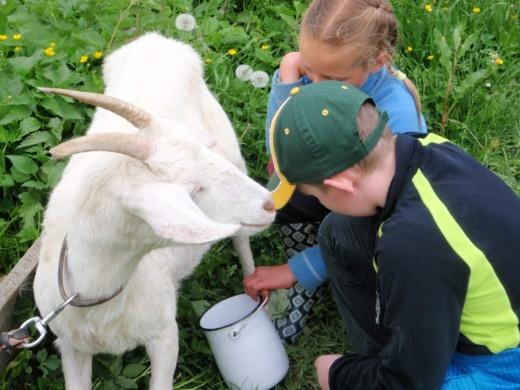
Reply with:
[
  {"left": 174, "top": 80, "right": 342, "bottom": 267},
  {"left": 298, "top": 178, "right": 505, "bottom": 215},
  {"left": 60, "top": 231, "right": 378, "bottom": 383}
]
[{"left": 268, "top": 81, "right": 389, "bottom": 210}]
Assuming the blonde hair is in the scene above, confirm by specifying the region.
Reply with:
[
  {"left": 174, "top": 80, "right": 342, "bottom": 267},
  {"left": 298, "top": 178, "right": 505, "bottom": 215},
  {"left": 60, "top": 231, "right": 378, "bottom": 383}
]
[
  {"left": 302, "top": 0, "right": 422, "bottom": 121},
  {"left": 355, "top": 102, "right": 395, "bottom": 172}
]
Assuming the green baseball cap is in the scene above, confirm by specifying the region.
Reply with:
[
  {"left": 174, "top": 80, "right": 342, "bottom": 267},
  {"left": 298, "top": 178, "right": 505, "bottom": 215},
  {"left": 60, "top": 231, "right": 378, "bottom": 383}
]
[{"left": 268, "top": 80, "right": 388, "bottom": 210}]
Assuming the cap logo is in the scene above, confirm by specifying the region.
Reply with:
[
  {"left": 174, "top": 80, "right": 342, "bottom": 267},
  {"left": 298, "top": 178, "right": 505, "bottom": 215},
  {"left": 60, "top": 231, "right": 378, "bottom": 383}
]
[
  {"left": 322, "top": 108, "right": 329, "bottom": 116},
  {"left": 290, "top": 87, "right": 300, "bottom": 95},
  {"left": 284, "top": 128, "right": 290, "bottom": 135},
  {"left": 341, "top": 85, "right": 348, "bottom": 90}
]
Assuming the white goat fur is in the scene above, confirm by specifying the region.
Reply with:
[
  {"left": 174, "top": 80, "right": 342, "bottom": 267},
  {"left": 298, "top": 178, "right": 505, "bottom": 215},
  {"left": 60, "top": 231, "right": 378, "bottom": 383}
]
[{"left": 33, "top": 32, "right": 274, "bottom": 390}]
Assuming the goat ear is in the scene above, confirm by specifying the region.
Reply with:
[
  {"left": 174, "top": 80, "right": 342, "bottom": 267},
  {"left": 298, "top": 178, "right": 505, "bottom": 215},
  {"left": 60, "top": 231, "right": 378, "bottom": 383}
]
[{"left": 122, "top": 182, "right": 239, "bottom": 244}]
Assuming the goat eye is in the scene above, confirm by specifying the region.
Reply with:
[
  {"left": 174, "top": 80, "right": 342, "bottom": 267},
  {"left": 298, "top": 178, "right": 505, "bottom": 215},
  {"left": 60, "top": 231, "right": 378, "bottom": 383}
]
[{"left": 190, "top": 185, "right": 204, "bottom": 196}]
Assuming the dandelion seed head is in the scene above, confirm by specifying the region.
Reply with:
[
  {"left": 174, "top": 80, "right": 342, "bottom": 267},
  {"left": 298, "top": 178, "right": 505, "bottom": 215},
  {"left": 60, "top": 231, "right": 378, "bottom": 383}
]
[
  {"left": 250, "top": 70, "right": 269, "bottom": 88},
  {"left": 235, "top": 64, "right": 253, "bottom": 81},
  {"left": 175, "top": 13, "right": 196, "bottom": 31},
  {"left": 485, "top": 82, "right": 492, "bottom": 88}
]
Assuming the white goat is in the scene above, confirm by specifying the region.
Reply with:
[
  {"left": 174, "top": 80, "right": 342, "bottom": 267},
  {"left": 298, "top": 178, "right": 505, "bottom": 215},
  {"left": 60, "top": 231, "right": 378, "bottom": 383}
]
[{"left": 33, "top": 32, "right": 275, "bottom": 390}]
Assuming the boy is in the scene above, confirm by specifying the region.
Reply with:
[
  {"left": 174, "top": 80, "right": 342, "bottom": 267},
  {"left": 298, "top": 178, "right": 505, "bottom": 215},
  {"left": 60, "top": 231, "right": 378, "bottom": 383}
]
[{"left": 245, "top": 81, "right": 520, "bottom": 389}]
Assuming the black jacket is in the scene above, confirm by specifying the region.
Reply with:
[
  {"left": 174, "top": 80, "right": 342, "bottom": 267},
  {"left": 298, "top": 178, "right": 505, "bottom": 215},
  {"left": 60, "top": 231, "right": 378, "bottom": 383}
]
[{"left": 329, "top": 134, "right": 520, "bottom": 389}]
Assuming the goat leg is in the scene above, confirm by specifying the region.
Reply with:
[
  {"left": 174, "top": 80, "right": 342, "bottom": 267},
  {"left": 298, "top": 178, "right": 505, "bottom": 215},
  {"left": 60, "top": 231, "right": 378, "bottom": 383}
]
[
  {"left": 232, "top": 236, "right": 255, "bottom": 276},
  {"left": 57, "top": 339, "right": 92, "bottom": 390},
  {"left": 145, "top": 325, "right": 179, "bottom": 390}
]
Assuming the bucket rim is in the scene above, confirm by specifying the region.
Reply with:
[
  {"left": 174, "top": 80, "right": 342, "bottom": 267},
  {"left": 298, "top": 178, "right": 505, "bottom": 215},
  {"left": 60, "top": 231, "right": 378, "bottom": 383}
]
[{"left": 199, "top": 294, "right": 266, "bottom": 332}]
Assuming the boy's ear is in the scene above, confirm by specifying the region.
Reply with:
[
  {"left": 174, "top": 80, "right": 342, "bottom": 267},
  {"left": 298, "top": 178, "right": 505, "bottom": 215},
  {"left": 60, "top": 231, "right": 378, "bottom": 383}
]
[{"left": 323, "top": 170, "right": 356, "bottom": 194}]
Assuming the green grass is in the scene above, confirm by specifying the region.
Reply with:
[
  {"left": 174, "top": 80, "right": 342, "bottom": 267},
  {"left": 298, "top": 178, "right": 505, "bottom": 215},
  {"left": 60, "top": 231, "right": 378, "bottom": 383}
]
[{"left": 0, "top": 0, "right": 519, "bottom": 388}]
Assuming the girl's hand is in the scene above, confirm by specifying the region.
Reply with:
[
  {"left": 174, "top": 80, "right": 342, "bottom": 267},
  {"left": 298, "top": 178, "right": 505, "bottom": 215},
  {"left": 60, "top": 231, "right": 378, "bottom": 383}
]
[
  {"left": 243, "top": 264, "right": 297, "bottom": 300},
  {"left": 315, "top": 354, "right": 343, "bottom": 390},
  {"left": 279, "top": 52, "right": 305, "bottom": 83}
]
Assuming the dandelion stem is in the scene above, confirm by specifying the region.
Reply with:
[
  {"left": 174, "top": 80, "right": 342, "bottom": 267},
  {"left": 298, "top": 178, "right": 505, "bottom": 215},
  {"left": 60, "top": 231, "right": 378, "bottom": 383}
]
[{"left": 108, "top": 0, "right": 139, "bottom": 51}]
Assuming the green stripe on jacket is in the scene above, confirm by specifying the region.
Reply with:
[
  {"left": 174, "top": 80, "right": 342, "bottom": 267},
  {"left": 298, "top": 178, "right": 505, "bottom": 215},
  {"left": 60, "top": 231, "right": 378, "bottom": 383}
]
[{"left": 412, "top": 168, "right": 519, "bottom": 353}]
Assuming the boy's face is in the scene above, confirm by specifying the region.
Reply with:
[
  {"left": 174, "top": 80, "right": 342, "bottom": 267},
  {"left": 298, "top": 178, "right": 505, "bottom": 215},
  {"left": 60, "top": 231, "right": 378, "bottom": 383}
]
[{"left": 298, "top": 177, "right": 380, "bottom": 217}]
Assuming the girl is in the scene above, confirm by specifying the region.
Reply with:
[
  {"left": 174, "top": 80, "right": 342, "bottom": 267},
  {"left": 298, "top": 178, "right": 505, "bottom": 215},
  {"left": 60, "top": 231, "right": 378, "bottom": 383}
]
[{"left": 244, "top": 0, "right": 427, "bottom": 344}]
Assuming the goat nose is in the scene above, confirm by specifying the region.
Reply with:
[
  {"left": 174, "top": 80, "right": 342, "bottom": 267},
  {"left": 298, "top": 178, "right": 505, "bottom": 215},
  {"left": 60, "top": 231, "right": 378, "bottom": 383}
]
[{"left": 263, "top": 198, "right": 275, "bottom": 212}]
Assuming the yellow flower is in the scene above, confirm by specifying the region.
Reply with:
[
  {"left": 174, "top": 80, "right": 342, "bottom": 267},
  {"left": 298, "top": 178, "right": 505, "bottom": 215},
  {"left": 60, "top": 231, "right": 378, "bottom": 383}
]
[
  {"left": 0, "top": 34, "right": 7, "bottom": 41},
  {"left": 427, "top": 54, "right": 434, "bottom": 61},
  {"left": 442, "top": 6, "right": 449, "bottom": 12},
  {"left": 472, "top": 7, "right": 481, "bottom": 14},
  {"left": 14, "top": 46, "right": 22, "bottom": 53},
  {"left": 490, "top": 139, "right": 500, "bottom": 149},
  {"left": 424, "top": 4, "right": 433, "bottom": 12},
  {"left": 13, "top": 33, "right": 22, "bottom": 40},
  {"left": 227, "top": 48, "right": 237, "bottom": 56},
  {"left": 80, "top": 54, "right": 89, "bottom": 63},
  {"left": 205, "top": 58, "right": 212, "bottom": 64},
  {"left": 44, "top": 47, "right": 56, "bottom": 57},
  {"left": 261, "top": 44, "right": 269, "bottom": 50},
  {"left": 406, "top": 46, "right": 413, "bottom": 52},
  {"left": 495, "top": 58, "right": 504, "bottom": 65},
  {"left": 94, "top": 50, "right": 103, "bottom": 59},
  {"left": 50, "top": 42, "right": 56, "bottom": 48}
]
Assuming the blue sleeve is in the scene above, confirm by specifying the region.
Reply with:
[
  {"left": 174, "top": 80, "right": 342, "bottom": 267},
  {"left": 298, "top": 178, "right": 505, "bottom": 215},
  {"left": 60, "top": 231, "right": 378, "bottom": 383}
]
[
  {"left": 265, "top": 70, "right": 310, "bottom": 152},
  {"left": 288, "top": 245, "right": 328, "bottom": 290}
]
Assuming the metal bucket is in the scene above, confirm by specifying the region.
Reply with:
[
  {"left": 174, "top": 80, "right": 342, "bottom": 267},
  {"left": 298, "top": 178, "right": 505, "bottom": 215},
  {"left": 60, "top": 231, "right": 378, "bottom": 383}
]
[{"left": 200, "top": 294, "right": 289, "bottom": 390}]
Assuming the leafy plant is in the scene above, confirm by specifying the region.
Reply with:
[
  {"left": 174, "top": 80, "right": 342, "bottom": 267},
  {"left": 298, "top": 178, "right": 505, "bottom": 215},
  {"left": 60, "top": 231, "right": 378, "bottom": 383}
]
[{"left": 434, "top": 25, "right": 486, "bottom": 131}]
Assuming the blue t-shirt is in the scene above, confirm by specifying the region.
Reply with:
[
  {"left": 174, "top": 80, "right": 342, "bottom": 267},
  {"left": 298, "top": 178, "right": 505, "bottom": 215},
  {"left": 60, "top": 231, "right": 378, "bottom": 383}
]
[{"left": 265, "top": 66, "right": 428, "bottom": 289}]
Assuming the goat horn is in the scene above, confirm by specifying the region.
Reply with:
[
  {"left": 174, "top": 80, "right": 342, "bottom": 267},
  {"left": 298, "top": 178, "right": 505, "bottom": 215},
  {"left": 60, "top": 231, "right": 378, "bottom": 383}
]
[
  {"left": 39, "top": 87, "right": 154, "bottom": 129},
  {"left": 50, "top": 133, "right": 152, "bottom": 160}
]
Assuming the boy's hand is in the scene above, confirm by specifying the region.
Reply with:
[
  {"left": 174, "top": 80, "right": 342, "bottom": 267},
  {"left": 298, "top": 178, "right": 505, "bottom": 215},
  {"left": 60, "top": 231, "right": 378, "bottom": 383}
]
[
  {"left": 243, "top": 264, "right": 297, "bottom": 300},
  {"left": 279, "top": 52, "right": 305, "bottom": 83}
]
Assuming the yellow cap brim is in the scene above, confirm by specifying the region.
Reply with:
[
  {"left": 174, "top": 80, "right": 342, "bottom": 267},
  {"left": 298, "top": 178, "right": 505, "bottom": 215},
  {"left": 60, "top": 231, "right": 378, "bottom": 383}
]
[{"left": 267, "top": 172, "right": 295, "bottom": 210}]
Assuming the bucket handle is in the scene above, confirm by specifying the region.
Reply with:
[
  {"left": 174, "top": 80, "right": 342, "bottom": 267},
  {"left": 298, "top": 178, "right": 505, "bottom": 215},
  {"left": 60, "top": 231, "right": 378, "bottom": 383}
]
[{"left": 229, "top": 294, "right": 269, "bottom": 340}]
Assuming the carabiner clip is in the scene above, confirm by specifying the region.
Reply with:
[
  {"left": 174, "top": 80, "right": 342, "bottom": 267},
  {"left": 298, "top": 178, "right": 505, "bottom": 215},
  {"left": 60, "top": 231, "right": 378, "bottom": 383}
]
[
  {"left": 19, "top": 293, "right": 78, "bottom": 349},
  {"left": 19, "top": 316, "right": 47, "bottom": 349}
]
